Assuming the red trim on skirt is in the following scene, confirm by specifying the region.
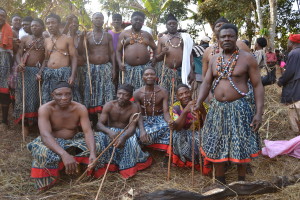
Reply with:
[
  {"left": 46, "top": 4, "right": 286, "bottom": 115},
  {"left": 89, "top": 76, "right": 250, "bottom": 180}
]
[
  {"left": 147, "top": 143, "right": 169, "bottom": 152},
  {"left": 14, "top": 112, "right": 38, "bottom": 124},
  {"left": 88, "top": 106, "right": 103, "bottom": 114},
  {"left": 0, "top": 88, "right": 9, "bottom": 94}
]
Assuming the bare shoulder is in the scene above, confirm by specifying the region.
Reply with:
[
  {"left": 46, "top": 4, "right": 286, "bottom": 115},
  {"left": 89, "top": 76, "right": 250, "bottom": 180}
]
[
  {"left": 102, "top": 100, "right": 115, "bottom": 110},
  {"left": 38, "top": 101, "right": 54, "bottom": 115},
  {"left": 157, "top": 85, "right": 168, "bottom": 95},
  {"left": 142, "top": 30, "right": 153, "bottom": 38},
  {"left": 239, "top": 49, "right": 255, "bottom": 61},
  {"left": 64, "top": 34, "right": 73, "bottom": 42},
  {"left": 237, "top": 40, "right": 250, "bottom": 52},
  {"left": 203, "top": 46, "right": 213, "bottom": 57},
  {"left": 133, "top": 87, "right": 143, "bottom": 100}
]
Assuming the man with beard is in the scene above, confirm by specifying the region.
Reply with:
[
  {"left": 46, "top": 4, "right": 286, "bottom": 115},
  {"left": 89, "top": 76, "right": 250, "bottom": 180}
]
[
  {"left": 27, "top": 81, "right": 99, "bottom": 190},
  {"left": 19, "top": 16, "right": 33, "bottom": 39},
  {"left": 134, "top": 67, "right": 171, "bottom": 152},
  {"left": 156, "top": 14, "right": 193, "bottom": 95},
  {"left": 95, "top": 84, "right": 152, "bottom": 178},
  {"left": 195, "top": 24, "right": 263, "bottom": 189},
  {"left": 0, "top": 7, "right": 13, "bottom": 128},
  {"left": 116, "top": 11, "right": 156, "bottom": 90},
  {"left": 84, "top": 12, "right": 116, "bottom": 127},
  {"left": 37, "top": 13, "right": 80, "bottom": 104},
  {"left": 14, "top": 18, "right": 45, "bottom": 136}
]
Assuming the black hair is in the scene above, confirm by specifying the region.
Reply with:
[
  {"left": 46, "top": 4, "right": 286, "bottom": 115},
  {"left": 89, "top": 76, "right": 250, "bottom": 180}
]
[
  {"left": 22, "top": 16, "right": 33, "bottom": 22},
  {"left": 112, "top": 13, "right": 122, "bottom": 20},
  {"left": 46, "top": 13, "right": 61, "bottom": 24},
  {"left": 118, "top": 84, "right": 134, "bottom": 96},
  {"left": 242, "top": 39, "right": 250, "bottom": 47},
  {"left": 0, "top": 7, "right": 7, "bottom": 14},
  {"left": 218, "top": 23, "right": 238, "bottom": 38},
  {"left": 175, "top": 84, "right": 190, "bottom": 93},
  {"left": 166, "top": 13, "right": 177, "bottom": 23},
  {"left": 142, "top": 66, "right": 156, "bottom": 75},
  {"left": 32, "top": 18, "right": 45, "bottom": 28},
  {"left": 214, "top": 17, "right": 229, "bottom": 28},
  {"left": 52, "top": 81, "right": 71, "bottom": 92},
  {"left": 131, "top": 11, "right": 145, "bottom": 20},
  {"left": 92, "top": 12, "right": 104, "bottom": 18},
  {"left": 11, "top": 14, "right": 21, "bottom": 20},
  {"left": 256, "top": 37, "right": 267, "bottom": 48}
]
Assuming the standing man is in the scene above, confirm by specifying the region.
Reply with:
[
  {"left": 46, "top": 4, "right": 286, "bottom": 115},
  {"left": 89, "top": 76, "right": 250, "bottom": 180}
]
[
  {"left": 108, "top": 13, "right": 123, "bottom": 52},
  {"left": 95, "top": 84, "right": 152, "bottom": 178},
  {"left": 19, "top": 16, "right": 33, "bottom": 39},
  {"left": 37, "top": 13, "right": 80, "bottom": 104},
  {"left": 11, "top": 14, "right": 22, "bottom": 40},
  {"left": 84, "top": 12, "right": 116, "bottom": 127},
  {"left": 263, "top": 47, "right": 277, "bottom": 85},
  {"left": 0, "top": 8, "right": 13, "bottom": 128},
  {"left": 195, "top": 24, "right": 264, "bottom": 187},
  {"left": 134, "top": 67, "right": 171, "bottom": 152},
  {"left": 156, "top": 14, "right": 193, "bottom": 94},
  {"left": 278, "top": 34, "right": 300, "bottom": 133},
  {"left": 116, "top": 11, "right": 157, "bottom": 90},
  {"left": 14, "top": 18, "right": 45, "bottom": 135}
]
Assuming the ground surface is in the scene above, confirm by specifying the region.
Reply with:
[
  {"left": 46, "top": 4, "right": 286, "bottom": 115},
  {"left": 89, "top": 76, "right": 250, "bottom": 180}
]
[{"left": 0, "top": 84, "right": 299, "bottom": 200}]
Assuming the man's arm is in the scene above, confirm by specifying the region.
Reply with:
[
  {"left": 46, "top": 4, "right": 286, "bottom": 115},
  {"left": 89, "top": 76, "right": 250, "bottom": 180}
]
[
  {"left": 278, "top": 54, "right": 296, "bottom": 86},
  {"left": 38, "top": 105, "right": 77, "bottom": 174},
  {"left": 116, "top": 31, "right": 125, "bottom": 71},
  {"left": 147, "top": 32, "right": 157, "bottom": 65},
  {"left": 172, "top": 101, "right": 195, "bottom": 131},
  {"left": 107, "top": 33, "right": 117, "bottom": 83},
  {"left": 202, "top": 47, "right": 211, "bottom": 78},
  {"left": 67, "top": 36, "right": 78, "bottom": 85},
  {"left": 96, "top": 102, "right": 118, "bottom": 139},
  {"left": 36, "top": 39, "right": 48, "bottom": 80},
  {"left": 236, "top": 40, "right": 250, "bottom": 52},
  {"left": 133, "top": 91, "right": 148, "bottom": 143},
  {"left": 248, "top": 53, "right": 264, "bottom": 131},
  {"left": 162, "top": 89, "right": 171, "bottom": 123}
]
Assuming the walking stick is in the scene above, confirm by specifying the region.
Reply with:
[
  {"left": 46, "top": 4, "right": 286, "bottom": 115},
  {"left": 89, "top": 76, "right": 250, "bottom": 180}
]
[
  {"left": 22, "top": 71, "right": 25, "bottom": 142},
  {"left": 197, "top": 112, "right": 203, "bottom": 175},
  {"left": 76, "top": 113, "right": 140, "bottom": 184},
  {"left": 121, "top": 39, "right": 125, "bottom": 84},
  {"left": 94, "top": 146, "right": 116, "bottom": 200},
  {"left": 191, "top": 115, "right": 195, "bottom": 186},
  {"left": 79, "top": 25, "right": 92, "bottom": 95}
]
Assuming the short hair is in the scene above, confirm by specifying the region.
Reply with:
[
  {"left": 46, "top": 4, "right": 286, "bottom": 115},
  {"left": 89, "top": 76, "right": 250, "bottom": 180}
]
[
  {"left": 256, "top": 37, "right": 267, "bottom": 48},
  {"left": 219, "top": 23, "right": 238, "bottom": 38},
  {"left": 52, "top": 81, "right": 71, "bottom": 92},
  {"left": 112, "top": 13, "right": 122, "bottom": 20},
  {"left": 92, "top": 12, "right": 104, "bottom": 18},
  {"left": 118, "top": 84, "right": 134, "bottom": 96},
  {"left": 0, "top": 7, "right": 7, "bottom": 14},
  {"left": 131, "top": 11, "right": 145, "bottom": 20},
  {"left": 32, "top": 18, "right": 45, "bottom": 28},
  {"left": 242, "top": 39, "right": 250, "bottom": 47},
  {"left": 166, "top": 13, "right": 177, "bottom": 23},
  {"left": 46, "top": 13, "right": 61, "bottom": 24},
  {"left": 176, "top": 84, "right": 190, "bottom": 93},
  {"left": 11, "top": 14, "right": 21, "bottom": 20},
  {"left": 214, "top": 17, "right": 229, "bottom": 28},
  {"left": 22, "top": 16, "right": 33, "bottom": 22},
  {"left": 143, "top": 66, "right": 156, "bottom": 75}
]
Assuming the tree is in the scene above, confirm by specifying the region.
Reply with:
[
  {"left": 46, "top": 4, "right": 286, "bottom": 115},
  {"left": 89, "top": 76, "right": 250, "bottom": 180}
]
[{"left": 268, "top": 0, "right": 277, "bottom": 49}]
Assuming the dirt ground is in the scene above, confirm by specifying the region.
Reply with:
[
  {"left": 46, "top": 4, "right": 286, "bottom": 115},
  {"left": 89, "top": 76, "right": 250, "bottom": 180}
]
[{"left": 0, "top": 84, "right": 299, "bottom": 200}]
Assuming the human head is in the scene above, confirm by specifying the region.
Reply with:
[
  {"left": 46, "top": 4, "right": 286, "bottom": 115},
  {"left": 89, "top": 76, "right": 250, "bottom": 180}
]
[
  {"left": 131, "top": 11, "right": 145, "bottom": 31},
  {"left": 176, "top": 84, "right": 192, "bottom": 107},
  {"left": 142, "top": 66, "right": 156, "bottom": 85},
  {"left": 69, "top": 15, "right": 79, "bottom": 33},
  {"left": 112, "top": 13, "right": 122, "bottom": 30},
  {"left": 218, "top": 23, "right": 238, "bottom": 51},
  {"left": 117, "top": 84, "right": 134, "bottom": 107},
  {"left": 166, "top": 13, "right": 178, "bottom": 34},
  {"left": 288, "top": 34, "right": 300, "bottom": 51},
  {"left": 255, "top": 37, "right": 267, "bottom": 50},
  {"left": 46, "top": 13, "right": 61, "bottom": 35},
  {"left": 22, "top": 16, "right": 33, "bottom": 34},
  {"left": 31, "top": 18, "right": 45, "bottom": 37},
  {"left": 213, "top": 17, "right": 229, "bottom": 38},
  {"left": 51, "top": 81, "right": 72, "bottom": 108},
  {"left": 0, "top": 8, "right": 7, "bottom": 27},
  {"left": 242, "top": 39, "right": 250, "bottom": 47},
  {"left": 92, "top": 12, "right": 104, "bottom": 29},
  {"left": 11, "top": 14, "right": 22, "bottom": 31}
]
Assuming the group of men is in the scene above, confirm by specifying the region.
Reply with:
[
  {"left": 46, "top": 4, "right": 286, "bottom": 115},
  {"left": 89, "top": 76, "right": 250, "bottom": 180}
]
[{"left": 1, "top": 6, "right": 299, "bottom": 193}]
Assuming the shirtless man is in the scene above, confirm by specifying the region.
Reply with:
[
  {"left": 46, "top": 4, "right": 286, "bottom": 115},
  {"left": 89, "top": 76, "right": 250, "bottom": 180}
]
[
  {"left": 156, "top": 14, "right": 193, "bottom": 94},
  {"left": 37, "top": 13, "right": 80, "bottom": 104},
  {"left": 14, "top": 18, "right": 45, "bottom": 135},
  {"left": 27, "top": 81, "right": 97, "bottom": 190},
  {"left": 95, "top": 84, "right": 152, "bottom": 178},
  {"left": 194, "top": 24, "right": 264, "bottom": 188},
  {"left": 134, "top": 67, "right": 171, "bottom": 152},
  {"left": 84, "top": 12, "right": 116, "bottom": 126},
  {"left": 116, "top": 11, "right": 156, "bottom": 90}
]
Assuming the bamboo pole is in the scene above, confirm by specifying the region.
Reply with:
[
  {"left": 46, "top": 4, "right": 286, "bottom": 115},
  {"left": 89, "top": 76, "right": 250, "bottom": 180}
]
[{"left": 22, "top": 71, "right": 25, "bottom": 142}]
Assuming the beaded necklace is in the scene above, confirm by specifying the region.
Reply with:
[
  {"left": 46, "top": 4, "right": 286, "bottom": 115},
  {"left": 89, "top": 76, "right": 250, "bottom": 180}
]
[
  {"left": 211, "top": 43, "right": 220, "bottom": 55},
  {"left": 212, "top": 48, "right": 250, "bottom": 96},
  {"left": 25, "top": 36, "right": 44, "bottom": 52},
  {"left": 166, "top": 32, "right": 182, "bottom": 48},
  {"left": 92, "top": 29, "right": 104, "bottom": 45},
  {"left": 129, "top": 30, "right": 144, "bottom": 44},
  {"left": 143, "top": 87, "right": 156, "bottom": 117}
]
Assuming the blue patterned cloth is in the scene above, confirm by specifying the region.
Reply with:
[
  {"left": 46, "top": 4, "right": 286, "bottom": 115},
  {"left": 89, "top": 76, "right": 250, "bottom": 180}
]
[
  {"left": 122, "top": 62, "right": 151, "bottom": 90},
  {"left": 201, "top": 92, "right": 261, "bottom": 163},
  {"left": 77, "top": 65, "right": 86, "bottom": 103},
  {"left": 0, "top": 50, "right": 12, "bottom": 94}
]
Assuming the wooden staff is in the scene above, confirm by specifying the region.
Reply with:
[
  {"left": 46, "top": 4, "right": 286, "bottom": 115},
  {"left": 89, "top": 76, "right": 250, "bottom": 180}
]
[
  {"left": 121, "top": 39, "right": 125, "bottom": 84},
  {"left": 159, "top": 55, "right": 166, "bottom": 86},
  {"left": 21, "top": 71, "right": 25, "bottom": 142},
  {"left": 191, "top": 115, "right": 195, "bottom": 186},
  {"left": 94, "top": 146, "right": 116, "bottom": 200},
  {"left": 76, "top": 112, "right": 140, "bottom": 184},
  {"left": 197, "top": 112, "right": 203, "bottom": 175},
  {"left": 80, "top": 25, "right": 92, "bottom": 95}
]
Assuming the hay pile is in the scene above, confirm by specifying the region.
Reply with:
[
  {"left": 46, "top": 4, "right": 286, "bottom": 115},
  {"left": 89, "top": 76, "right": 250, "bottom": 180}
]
[{"left": 0, "top": 84, "right": 299, "bottom": 200}]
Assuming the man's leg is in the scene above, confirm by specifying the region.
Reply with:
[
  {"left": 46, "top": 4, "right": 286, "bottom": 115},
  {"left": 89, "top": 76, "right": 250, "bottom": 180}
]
[
  {"left": 0, "top": 93, "right": 11, "bottom": 125},
  {"left": 237, "top": 164, "right": 247, "bottom": 181},
  {"left": 214, "top": 162, "right": 226, "bottom": 184}
]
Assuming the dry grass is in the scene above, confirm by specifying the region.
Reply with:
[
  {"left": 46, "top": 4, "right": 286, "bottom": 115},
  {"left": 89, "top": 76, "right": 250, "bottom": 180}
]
[{"left": 0, "top": 84, "right": 299, "bottom": 200}]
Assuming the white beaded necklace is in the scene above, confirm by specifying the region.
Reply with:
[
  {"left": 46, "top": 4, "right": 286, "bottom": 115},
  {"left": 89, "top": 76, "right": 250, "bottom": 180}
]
[{"left": 92, "top": 30, "right": 104, "bottom": 45}]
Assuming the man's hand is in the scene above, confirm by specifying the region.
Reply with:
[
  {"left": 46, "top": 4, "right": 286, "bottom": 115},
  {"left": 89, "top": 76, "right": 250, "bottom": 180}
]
[
  {"left": 140, "top": 130, "right": 149, "bottom": 143},
  {"left": 36, "top": 73, "right": 42, "bottom": 81},
  {"left": 250, "top": 114, "right": 262, "bottom": 132},
  {"left": 108, "top": 131, "right": 118, "bottom": 141},
  {"left": 87, "top": 153, "right": 97, "bottom": 171},
  {"left": 17, "top": 63, "right": 25, "bottom": 72},
  {"left": 161, "top": 46, "right": 169, "bottom": 55},
  {"left": 114, "top": 135, "right": 126, "bottom": 149},
  {"left": 168, "top": 120, "right": 175, "bottom": 130},
  {"left": 61, "top": 153, "right": 78, "bottom": 175},
  {"left": 68, "top": 76, "right": 75, "bottom": 85}
]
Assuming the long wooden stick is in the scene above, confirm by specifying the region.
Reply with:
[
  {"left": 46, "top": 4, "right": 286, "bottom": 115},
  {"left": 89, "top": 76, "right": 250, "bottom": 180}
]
[
  {"left": 191, "top": 118, "right": 195, "bottom": 186},
  {"left": 94, "top": 147, "right": 116, "bottom": 200},
  {"left": 22, "top": 71, "right": 25, "bottom": 142},
  {"left": 76, "top": 112, "right": 140, "bottom": 184},
  {"left": 122, "top": 39, "right": 125, "bottom": 84},
  {"left": 198, "top": 113, "right": 203, "bottom": 175},
  {"left": 159, "top": 54, "right": 166, "bottom": 86}
]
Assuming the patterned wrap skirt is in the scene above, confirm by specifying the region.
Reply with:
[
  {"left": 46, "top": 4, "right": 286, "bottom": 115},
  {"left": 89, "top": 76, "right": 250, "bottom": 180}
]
[
  {"left": 200, "top": 92, "right": 261, "bottom": 163},
  {"left": 137, "top": 115, "right": 170, "bottom": 151},
  {"left": 0, "top": 50, "right": 12, "bottom": 94},
  {"left": 27, "top": 133, "right": 102, "bottom": 190},
  {"left": 14, "top": 67, "right": 40, "bottom": 125},
  {"left": 42, "top": 67, "right": 81, "bottom": 104},
  {"left": 77, "top": 65, "right": 86, "bottom": 103},
  {"left": 84, "top": 63, "right": 115, "bottom": 114},
  {"left": 94, "top": 128, "right": 152, "bottom": 178}
]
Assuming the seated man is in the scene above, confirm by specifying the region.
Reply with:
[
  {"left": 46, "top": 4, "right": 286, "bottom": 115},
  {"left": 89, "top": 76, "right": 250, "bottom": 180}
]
[
  {"left": 170, "top": 84, "right": 207, "bottom": 169},
  {"left": 95, "top": 84, "right": 152, "bottom": 178},
  {"left": 27, "top": 81, "right": 99, "bottom": 190},
  {"left": 134, "top": 67, "right": 171, "bottom": 152}
]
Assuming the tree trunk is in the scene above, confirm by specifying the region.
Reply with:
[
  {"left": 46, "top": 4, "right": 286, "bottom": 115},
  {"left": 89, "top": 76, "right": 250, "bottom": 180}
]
[
  {"left": 268, "top": 0, "right": 277, "bottom": 50},
  {"left": 255, "top": 0, "right": 264, "bottom": 30}
]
